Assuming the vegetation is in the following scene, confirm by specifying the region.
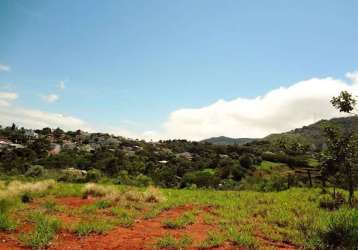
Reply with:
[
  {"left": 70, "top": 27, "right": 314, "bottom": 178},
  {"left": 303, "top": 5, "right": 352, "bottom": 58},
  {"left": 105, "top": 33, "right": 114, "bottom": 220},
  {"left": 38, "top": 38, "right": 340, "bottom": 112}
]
[{"left": 0, "top": 91, "right": 356, "bottom": 249}]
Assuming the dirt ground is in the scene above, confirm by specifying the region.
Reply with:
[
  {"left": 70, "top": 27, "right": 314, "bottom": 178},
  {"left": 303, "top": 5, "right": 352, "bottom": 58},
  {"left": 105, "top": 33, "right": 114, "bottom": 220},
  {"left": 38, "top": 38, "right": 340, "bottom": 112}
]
[{"left": 0, "top": 197, "right": 297, "bottom": 250}]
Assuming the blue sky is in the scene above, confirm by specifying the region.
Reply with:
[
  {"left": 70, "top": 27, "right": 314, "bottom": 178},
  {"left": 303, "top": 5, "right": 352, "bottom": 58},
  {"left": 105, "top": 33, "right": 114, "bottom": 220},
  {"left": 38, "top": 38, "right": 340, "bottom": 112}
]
[{"left": 1, "top": 0, "right": 358, "bottom": 140}]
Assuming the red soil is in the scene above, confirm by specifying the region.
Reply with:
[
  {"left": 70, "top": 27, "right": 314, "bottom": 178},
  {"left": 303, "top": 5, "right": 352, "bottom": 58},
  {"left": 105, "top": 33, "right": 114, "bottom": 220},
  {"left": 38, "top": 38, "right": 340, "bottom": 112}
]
[
  {"left": 48, "top": 204, "right": 225, "bottom": 250},
  {"left": 56, "top": 197, "right": 95, "bottom": 208},
  {"left": 0, "top": 199, "right": 297, "bottom": 250}
]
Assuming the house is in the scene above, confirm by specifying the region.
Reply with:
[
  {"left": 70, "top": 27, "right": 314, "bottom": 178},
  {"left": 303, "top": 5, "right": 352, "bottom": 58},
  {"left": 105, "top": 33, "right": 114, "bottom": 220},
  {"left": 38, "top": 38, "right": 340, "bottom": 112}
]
[
  {"left": 0, "top": 139, "right": 25, "bottom": 151},
  {"left": 175, "top": 152, "right": 193, "bottom": 161},
  {"left": 24, "top": 129, "right": 39, "bottom": 139}
]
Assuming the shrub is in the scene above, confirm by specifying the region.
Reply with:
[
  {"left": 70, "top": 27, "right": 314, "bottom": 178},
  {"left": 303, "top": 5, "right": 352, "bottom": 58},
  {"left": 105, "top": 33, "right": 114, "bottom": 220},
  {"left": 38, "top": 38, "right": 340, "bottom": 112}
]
[
  {"left": 86, "top": 169, "right": 102, "bottom": 182},
  {"left": 143, "top": 187, "right": 165, "bottom": 203},
  {"left": 82, "top": 183, "right": 114, "bottom": 198},
  {"left": 20, "top": 192, "right": 33, "bottom": 203},
  {"left": 25, "top": 165, "right": 45, "bottom": 178},
  {"left": 319, "top": 208, "right": 358, "bottom": 249},
  {"left": 58, "top": 168, "right": 86, "bottom": 183},
  {"left": 239, "top": 154, "right": 254, "bottom": 168}
]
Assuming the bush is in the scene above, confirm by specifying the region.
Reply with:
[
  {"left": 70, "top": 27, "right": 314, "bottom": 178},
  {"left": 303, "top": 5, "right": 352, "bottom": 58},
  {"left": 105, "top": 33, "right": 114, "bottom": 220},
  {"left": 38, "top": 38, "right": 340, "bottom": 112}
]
[
  {"left": 182, "top": 169, "right": 220, "bottom": 188},
  {"left": 25, "top": 165, "right": 44, "bottom": 178},
  {"left": 319, "top": 208, "right": 358, "bottom": 249},
  {"left": 143, "top": 186, "right": 165, "bottom": 203},
  {"left": 239, "top": 154, "right": 254, "bottom": 168},
  {"left": 20, "top": 192, "right": 33, "bottom": 203},
  {"left": 82, "top": 183, "right": 114, "bottom": 198},
  {"left": 58, "top": 168, "right": 86, "bottom": 183},
  {"left": 86, "top": 169, "right": 102, "bottom": 182}
]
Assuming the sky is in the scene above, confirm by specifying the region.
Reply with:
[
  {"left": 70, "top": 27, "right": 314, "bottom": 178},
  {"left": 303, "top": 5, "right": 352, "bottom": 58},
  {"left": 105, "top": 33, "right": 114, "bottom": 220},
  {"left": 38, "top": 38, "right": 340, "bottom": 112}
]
[{"left": 1, "top": 0, "right": 358, "bottom": 140}]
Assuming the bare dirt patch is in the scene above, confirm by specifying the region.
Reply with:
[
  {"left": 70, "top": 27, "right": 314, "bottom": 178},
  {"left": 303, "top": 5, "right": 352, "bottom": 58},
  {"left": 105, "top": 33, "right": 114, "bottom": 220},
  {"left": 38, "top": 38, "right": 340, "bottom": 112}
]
[
  {"left": 55, "top": 197, "right": 95, "bottom": 208},
  {"left": 47, "top": 204, "right": 222, "bottom": 250}
]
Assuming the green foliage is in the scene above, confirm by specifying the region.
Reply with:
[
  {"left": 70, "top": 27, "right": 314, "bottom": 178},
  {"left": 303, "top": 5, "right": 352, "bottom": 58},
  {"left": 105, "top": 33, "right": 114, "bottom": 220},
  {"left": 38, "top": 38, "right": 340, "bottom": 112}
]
[
  {"left": 21, "top": 213, "right": 61, "bottom": 249},
  {"left": 72, "top": 219, "right": 113, "bottom": 236},
  {"left": 86, "top": 168, "right": 102, "bottom": 182},
  {"left": 239, "top": 154, "right": 254, "bottom": 168},
  {"left": 111, "top": 207, "right": 136, "bottom": 227},
  {"left": 319, "top": 208, "right": 358, "bottom": 249},
  {"left": 25, "top": 165, "right": 45, "bottom": 178},
  {"left": 182, "top": 169, "right": 220, "bottom": 188},
  {"left": 0, "top": 199, "right": 16, "bottom": 231},
  {"left": 154, "top": 234, "right": 193, "bottom": 249},
  {"left": 162, "top": 211, "right": 196, "bottom": 229},
  {"left": 198, "top": 231, "right": 225, "bottom": 249}
]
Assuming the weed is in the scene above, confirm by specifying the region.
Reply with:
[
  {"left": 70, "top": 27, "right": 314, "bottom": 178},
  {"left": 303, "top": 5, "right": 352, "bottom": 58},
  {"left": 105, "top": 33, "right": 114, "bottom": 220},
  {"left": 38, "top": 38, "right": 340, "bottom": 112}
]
[
  {"left": 198, "top": 231, "right": 225, "bottom": 249},
  {"left": 155, "top": 234, "right": 192, "bottom": 249},
  {"left": 72, "top": 219, "right": 113, "bottom": 236},
  {"left": 162, "top": 211, "right": 196, "bottom": 229},
  {"left": 21, "top": 212, "right": 61, "bottom": 249},
  {"left": 111, "top": 207, "right": 136, "bottom": 227}
]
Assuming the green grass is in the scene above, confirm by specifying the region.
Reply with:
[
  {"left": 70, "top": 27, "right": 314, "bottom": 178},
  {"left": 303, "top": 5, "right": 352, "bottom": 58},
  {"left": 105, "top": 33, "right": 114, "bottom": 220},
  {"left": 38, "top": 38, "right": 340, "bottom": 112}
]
[
  {"left": 162, "top": 211, "right": 196, "bottom": 229},
  {"left": 72, "top": 219, "right": 113, "bottom": 236},
  {"left": 197, "top": 231, "right": 226, "bottom": 249},
  {"left": 0, "top": 180, "right": 356, "bottom": 249},
  {"left": 154, "top": 234, "right": 193, "bottom": 249},
  {"left": 111, "top": 207, "right": 137, "bottom": 227},
  {"left": 20, "top": 212, "right": 61, "bottom": 249}
]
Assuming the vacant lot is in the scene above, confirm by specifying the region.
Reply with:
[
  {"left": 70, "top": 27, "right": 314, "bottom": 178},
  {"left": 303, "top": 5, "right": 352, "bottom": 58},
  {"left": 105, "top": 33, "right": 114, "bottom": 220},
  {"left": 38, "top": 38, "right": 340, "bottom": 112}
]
[{"left": 0, "top": 180, "right": 356, "bottom": 249}]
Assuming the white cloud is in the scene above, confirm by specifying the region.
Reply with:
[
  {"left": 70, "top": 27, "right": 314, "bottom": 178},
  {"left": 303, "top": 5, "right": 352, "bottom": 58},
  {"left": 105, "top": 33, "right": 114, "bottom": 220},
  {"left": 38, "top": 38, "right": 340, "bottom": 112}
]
[
  {"left": 1, "top": 71, "right": 358, "bottom": 141},
  {"left": 346, "top": 71, "right": 358, "bottom": 85},
  {"left": 143, "top": 72, "right": 358, "bottom": 141},
  {"left": 0, "top": 64, "right": 11, "bottom": 72},
  {"left": 58, "top": 80, "right": 65, "bottom": 90},
  {"left": 0, "top": 92, "right": 18, "bottom": 107},
  {"left": 42, "top": 94, "right": 59, "bottom": 103}
]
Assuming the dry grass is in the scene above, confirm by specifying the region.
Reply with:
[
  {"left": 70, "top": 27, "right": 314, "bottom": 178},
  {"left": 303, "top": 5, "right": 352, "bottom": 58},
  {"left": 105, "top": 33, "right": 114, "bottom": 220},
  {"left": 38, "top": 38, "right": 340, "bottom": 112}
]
[
  {"left": 82, "top": 183, "right": 116, "bottom": 198},
  {"left": 0, "top": 179, "right": 57, "bottom": 198}
]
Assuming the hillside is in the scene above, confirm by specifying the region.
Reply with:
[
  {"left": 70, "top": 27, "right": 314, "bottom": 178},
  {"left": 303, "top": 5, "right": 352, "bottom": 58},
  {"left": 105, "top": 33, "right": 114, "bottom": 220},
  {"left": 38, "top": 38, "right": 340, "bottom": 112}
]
[
  {"left": 201, "top": 136, "right": 257, "bottom": 145},
  {"left": 265, "top": 116, "right": 358, "bottom": 149}
]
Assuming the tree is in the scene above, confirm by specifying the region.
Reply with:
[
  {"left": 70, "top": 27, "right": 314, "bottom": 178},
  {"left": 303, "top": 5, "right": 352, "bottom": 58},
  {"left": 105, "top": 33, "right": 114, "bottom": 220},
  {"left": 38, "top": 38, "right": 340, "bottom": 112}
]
[{"left": 323, "top": 91, "right": 358, "bottom": 206}]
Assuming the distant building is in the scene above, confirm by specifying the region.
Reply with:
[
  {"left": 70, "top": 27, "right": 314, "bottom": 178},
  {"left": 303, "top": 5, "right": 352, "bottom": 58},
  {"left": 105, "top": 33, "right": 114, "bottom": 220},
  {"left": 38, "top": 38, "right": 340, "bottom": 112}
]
[{"left": 175, "top": 152, "right": 193, "bottom": 161}]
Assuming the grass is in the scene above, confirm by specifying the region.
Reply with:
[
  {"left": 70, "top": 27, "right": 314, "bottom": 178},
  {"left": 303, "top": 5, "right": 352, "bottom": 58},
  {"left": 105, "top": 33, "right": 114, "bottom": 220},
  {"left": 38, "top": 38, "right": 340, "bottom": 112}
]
[
  {"left": 162, "top": 211, "right": 196, "bottom": 229},
  {"left": 111, "top": 207, "right": 137, "bottom": 227},
  {"left": 20, "top": 212, "right": 61, "bottom": 249},
  {"left": 0, "top": 180, "right": 356, "bottom": 249},
  {"left": 0, "top": 198, "right": 16, "bottom": 231},
  {"left": 72, "top": 219, "right": 113, "bottom": 236},
  {"left": 198, "top": 231, "right": 226, "bottom": 249},
  {"left": 154, "top": 234, "right": 193, "bottom": 249}
]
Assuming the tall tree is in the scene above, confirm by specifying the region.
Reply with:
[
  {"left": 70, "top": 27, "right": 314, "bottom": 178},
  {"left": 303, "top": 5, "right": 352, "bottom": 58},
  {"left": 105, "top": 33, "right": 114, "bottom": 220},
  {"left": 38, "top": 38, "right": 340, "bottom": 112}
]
[{"left": 324, "top": 91, "right": 358, "bottom": 206}]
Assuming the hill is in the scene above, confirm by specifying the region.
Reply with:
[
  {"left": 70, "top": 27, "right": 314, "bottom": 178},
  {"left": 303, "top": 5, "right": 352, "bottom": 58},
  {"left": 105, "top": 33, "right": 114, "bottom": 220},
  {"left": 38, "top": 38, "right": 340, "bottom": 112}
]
[
  {"left": 201, "top": 136, "right": 257, "bottom": 145},
  {"left": 265, "top": 116, "right": 358, "bottom": 149}
]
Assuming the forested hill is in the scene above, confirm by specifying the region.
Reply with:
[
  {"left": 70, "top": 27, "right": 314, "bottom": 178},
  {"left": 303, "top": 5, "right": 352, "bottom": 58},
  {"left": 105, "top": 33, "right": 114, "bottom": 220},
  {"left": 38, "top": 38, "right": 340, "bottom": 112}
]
[
  {"left": 264, "top": 116, "right": 358, "bottom": 149},
  {"left": 201, "top": 136, "right": 257, "bottom": 145}
]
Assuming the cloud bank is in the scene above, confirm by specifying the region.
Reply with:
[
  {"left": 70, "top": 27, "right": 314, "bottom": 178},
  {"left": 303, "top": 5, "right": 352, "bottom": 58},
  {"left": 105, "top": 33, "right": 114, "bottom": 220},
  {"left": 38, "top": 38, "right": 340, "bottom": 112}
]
[
  {"left": 148, "top": 72, "right": 358, "bottom": 140},
  {"left": 0, "top": 71, "right": 357, "bottom": 140}
]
